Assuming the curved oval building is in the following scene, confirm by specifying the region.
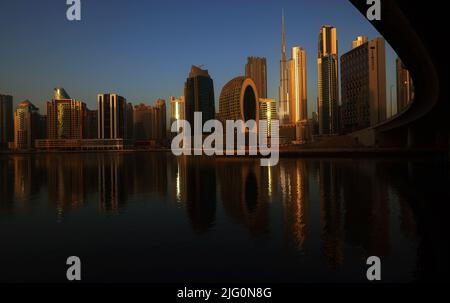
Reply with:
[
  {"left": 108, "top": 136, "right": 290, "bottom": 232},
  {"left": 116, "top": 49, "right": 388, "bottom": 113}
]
[{"left": 219, "top": 76, "right": 259, "bottom": 123}]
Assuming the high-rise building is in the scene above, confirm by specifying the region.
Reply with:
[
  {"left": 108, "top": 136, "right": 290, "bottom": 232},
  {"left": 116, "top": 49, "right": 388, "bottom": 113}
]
[
  {"left": 245, "top": 57, "right": 267, "bottom": 99},
  {"left": 154, "top": 99, "right": 166, "bottom": 142},
  {"left": 352, "top": 35, "right": 368, "bottom": 49},
  {"left": 317, "top": 25, "right": 339, "bottom": 135},
  {"left": 288, "top": 46, "right": 308, "bottom": 124},
  {"left": 170, "top": 96, "right": 185, "bottom": 125},
  {"left": 184, "top": 65, "right": 215, "bottom": 127},
  {"left": 396, "top": 58, "right": 414, "bottom": 113},
  {"left": 47, "top": 88, "right": 85, "bottom": 139},
  {"left": 126, "top": 103, "right": 134, "bottom": 140},
  {"left": 83, "top": 109, "right": 98, "bottom": 139},
  {"left": 133, "top": 99, "right": 166, "bottom": 144},
  {"left": 97, "top": 93, "right": 128, "bottom": 139},
  {"left": 278, "top": 11, "right": 289, "bottom": 124},
  {"left": 341, "top": 37, "right": 387, "bottom": 133},
  {"left": 0, "top": 94, "right": 13, "bottom": 148},
  {"left": 133, "top": 103, "right": 153, "bottom": 141},
  {"left": 219, "top": 76, "right": 259, "bottom": 122},
  {"left": 258, "top": 98, "right": 277, "bottom": 138},
  {"left": 13, "top": 100, "right": 41, "bottom": 150}
]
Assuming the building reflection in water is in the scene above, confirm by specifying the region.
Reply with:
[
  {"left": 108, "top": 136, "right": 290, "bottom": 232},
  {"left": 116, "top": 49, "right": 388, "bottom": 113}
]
[
  {"left": 280, "top": 160, "right": 310, "bottom": 252},
  {"left": 318, "top": 161, "right": 344, "bottom": 269},
  {"left": 3, "top": 153, "right": 440, "bottom": 280},
  {"left": 217, "top": 159, "right": 270, "bottom": 237}
]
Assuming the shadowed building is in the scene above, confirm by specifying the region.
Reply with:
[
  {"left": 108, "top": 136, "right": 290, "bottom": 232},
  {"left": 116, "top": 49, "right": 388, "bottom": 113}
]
[
  {"left": 245, "top": 57, "right": 267, "bottom": 99},
  {"left": 83, "top": 109, "right": 98, "bottom": 139},
  {"left": 0, "top": 94, "right": 13, "bottom": 148},
  {"left": 153, "top": 99, "right": 166, "bottom": 142},
  {"left": 133, "top": 103, "right": 153, "bottom": 142},
  {"left": 184, "top": 66, "right": 215, "bottom": 128},
  {"left": 126, "top": 103, "right": 134, "bottom": 140},
  {"left": 396, "top": 58, "right": 414, "bottom": 113},
  {"left": 98, "top": 93, "right": 128, "bottom": 139},
  {"left": 133, "top": 99, "right": 166, "bottom": 145},
  {"left": 317, "top": 26, "right": 339, "bottom": 135},
  {"left": 341, "top": 37, "right": 387, "bottom": 133}
]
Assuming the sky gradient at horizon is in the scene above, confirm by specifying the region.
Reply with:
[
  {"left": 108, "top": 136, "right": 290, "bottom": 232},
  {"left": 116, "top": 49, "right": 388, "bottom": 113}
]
[{"left": 0, "top": 0, "right": 399, "bottom": 116}]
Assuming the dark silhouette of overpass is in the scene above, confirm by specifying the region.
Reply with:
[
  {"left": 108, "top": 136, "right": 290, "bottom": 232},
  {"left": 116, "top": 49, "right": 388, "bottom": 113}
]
[{"left": 349, "top": 0, "right": 449, "bottom": 150}]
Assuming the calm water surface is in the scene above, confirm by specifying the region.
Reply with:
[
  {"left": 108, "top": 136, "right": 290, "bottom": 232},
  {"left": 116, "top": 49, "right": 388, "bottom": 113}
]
[{"left": 0, "top": 153, "right": 448, "bottom": 283}]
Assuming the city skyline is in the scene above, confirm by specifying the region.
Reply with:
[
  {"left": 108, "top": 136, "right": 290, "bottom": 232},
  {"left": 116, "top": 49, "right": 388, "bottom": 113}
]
[{"left": 0, "top": 0, "right": 399, "bottom": 118}]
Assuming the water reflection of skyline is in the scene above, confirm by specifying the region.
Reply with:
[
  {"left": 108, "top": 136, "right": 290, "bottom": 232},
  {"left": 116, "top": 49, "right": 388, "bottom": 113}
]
[{"left": 0, "top": 153, "right": 444, "bottom": 281}]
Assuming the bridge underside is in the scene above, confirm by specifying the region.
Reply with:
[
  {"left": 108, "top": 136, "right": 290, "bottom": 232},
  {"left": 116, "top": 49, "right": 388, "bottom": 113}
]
[{"left": 348, "top": 0, "right": 449, "bottom": 152}]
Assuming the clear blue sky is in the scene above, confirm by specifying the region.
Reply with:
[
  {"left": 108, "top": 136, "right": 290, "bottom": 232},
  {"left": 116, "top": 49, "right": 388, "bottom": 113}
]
[{"left": 0, "top": 0, "right": 399, "bottom": 117}]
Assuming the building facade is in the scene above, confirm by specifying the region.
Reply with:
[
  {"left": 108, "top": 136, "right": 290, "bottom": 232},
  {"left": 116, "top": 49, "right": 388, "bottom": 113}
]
[
  {"left": 98, "top": 93, "right": 128, "bottom": 139},
  {"left": 13, "top": 100, "right": 41, "bottom": 150},
  {"left": 341, "top": 37, "right": 387, "bottom": 133},
  {"left": 219, "top": 76, "right": 259, "bottom": 123},
  {"left": 245, "top": 57, "right": 267, "bottom": 99},
  {"left": 184, "top": 66, "right": 215, "bottom": 128},
  {"left": 396, "top": 58, "right": 414, "bottom": 113},
  {"left": 317, "top": 25, "right": 339, "bottom": 135},
  {"left": 84, "top": 109, "right": 98, "bottom": 139},
  {"left": 278, "top": 12, "right": 289, "bottom": 124},
  {"left": 153, "top": 99, "right": 166, "bottom": 142},
  {"left": 288, "top": 46, "right": 308, "bottom": 124},
  {"left": 352, "top": 35, "right": 368, "bottom": 49},
  {"left": 133, "top": 103, "right": 153, "bottom": 141},
  {"left": 258, "top": 98, "right": 277, "bottom": 138},
  {"left": 170, "top": 96, "right": 185, "bottom": 125},
  {"left": 47, "top": 88, "right": 85, "bottom": 139},
  {"left": 0, "top": 94, "right": 13, "bottom": 148}
]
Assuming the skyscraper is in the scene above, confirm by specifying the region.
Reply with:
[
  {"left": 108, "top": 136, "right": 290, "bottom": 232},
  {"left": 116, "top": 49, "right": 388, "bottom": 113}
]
[
  {"left": 341, "top": 37, "right": 387, "bottom": 133},
  {"left": 258, "top": 98, "right": 277, "bottom": 138},
  {"left": 133, "top": 103, "right": 153, "bottom": 141},
  {"left": 317, "top": 26, "right": 339, "bottom": 135},
  {"left": 245, "top": 57, "right": 267, "bottom": 99},
  {"left": 278, "top": 11, "right": 289, "bottom": 124},
  {"left": 154, "top": 99, "right": 166, "bottom": 142},
  {"left": 98, "top": 93, "right": 128, "bottom": 139},
  {"left": 170, "top": 96, "right": 185, "bottom": 125},
  {"left": 47, "top": 88, "right": 85, "bottom": 139},
  {"left": 126, "top": 102, "right": 134, "bottom": 140},
  {"left": 0, "top": 94, "right": 13, "bottom": 148},
  {"left": 184, "top": 65, "right": 215, "bottom": 127},
  {"left": 14, "top": 100, "right": 41, "bottom": 150},
  {"left": 83, "top": 109, "right": 98, "bottom": 139},
  {"left": 288, "top": 46, "right": 308, "bottom": 124},
  {"left": 218, "top": 76, "right": 259, "bottom": 122},
  {"left": 396, "top": 58, "right": 414, "bottom": 113},
  {"left": 352, "top": 35, "right": 368, "bottom": 49}
]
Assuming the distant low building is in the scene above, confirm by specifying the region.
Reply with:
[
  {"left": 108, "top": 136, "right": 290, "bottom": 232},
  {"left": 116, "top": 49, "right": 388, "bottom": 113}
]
[
  {"left": 35, "top": 139, "right": 130, "bottom": 151},
  {"left": 0, "top": 94, "right": 13, "bottom": 149}
]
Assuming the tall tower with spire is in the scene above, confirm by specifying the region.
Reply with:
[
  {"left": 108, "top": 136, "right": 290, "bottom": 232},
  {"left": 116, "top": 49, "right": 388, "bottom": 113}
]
[{"left": 278, "top": 10, "right": 289, "bottom": 124}]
